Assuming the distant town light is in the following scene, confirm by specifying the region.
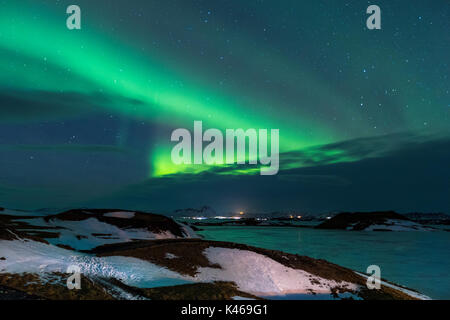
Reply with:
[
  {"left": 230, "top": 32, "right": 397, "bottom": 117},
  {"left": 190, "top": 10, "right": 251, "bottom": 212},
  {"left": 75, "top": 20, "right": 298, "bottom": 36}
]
[{"left": 239, "top": 211, "right": 244, "bottom": 215}]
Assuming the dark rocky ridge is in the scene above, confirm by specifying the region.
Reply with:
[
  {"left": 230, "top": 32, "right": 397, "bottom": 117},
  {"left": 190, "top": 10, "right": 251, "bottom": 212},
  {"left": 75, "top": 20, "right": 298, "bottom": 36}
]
[
  {"left": 139, "top": 282, "right": 260, "bottom": 300},
  {"left": 0, "top": 214, "right": 53, "bottom": 243},
  {"left": 0, "top": 284, "right": 44, "bottom": 300},
  {"left": 405, "top": 213, "right": 450, "bottom": 225},
  {"left": 316, "top": 211, "right": 410, "bottom": 230},
  {"left": 0, "top": 273, "right": 116, "bottom": 300},
  {"left": 44, "top": 208, "right": 188, "bottom": 237}
]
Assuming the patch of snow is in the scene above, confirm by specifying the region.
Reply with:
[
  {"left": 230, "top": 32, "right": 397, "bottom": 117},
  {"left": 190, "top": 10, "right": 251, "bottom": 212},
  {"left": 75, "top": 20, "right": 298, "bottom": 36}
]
[
  {"left": 364, "top": 219, "right": 433, "bottom": 232},
  {"left": 0, "top": 239, "right": 76, "bottom": 274},
  {"left": 22, "top": 217, "right": 179, "bottom": 250},
  {"left": 194, "top": 247, "right": 358, "bottom": 296},
  {"left": 165, "top": 253, "right": 178, "bottom": 259},
  {"left": 103, "top": 212, "right": 135, "bottom": 219},
  {"left": 177, "top": 222, "right": 199, "bottom": 238},
  {"left": 0, "top": 239, "right": 191, "bottom": 289},
  {"left": 92, "top": 277, "right": 146, "bottom": 300},
  {"left": 346, "top": 222, "right": 357, "bottom": 230}
]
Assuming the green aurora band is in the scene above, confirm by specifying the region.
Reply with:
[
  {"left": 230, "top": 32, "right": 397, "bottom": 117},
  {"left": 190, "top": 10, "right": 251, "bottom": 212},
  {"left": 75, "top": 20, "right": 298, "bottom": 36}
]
[{"left": 1, "top": 2, "right": 443, "bottom": 177}]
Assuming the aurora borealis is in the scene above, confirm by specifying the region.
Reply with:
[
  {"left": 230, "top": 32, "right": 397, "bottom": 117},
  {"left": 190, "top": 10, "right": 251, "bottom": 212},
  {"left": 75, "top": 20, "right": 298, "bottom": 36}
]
[{"left": 0, "top": 0, "right": 449, "bottom": 213}]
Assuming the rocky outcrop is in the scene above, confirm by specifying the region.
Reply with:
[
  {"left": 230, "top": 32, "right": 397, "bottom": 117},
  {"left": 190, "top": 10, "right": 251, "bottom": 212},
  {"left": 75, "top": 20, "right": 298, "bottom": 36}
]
[{"left": 315, "top": 211, "right": 433, "bottom": 231}]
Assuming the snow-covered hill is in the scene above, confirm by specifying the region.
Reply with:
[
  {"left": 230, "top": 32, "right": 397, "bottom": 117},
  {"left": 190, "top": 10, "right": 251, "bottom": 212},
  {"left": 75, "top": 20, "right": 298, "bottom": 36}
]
[
  {"left": 316, "top": 211, "right": 435, "bottom": 231},
  {"left": 0, "top": 208, "right": 197, "bottom": 250},
  {"left": 0, "top": 208, "right": 430, "bottom": 300}
]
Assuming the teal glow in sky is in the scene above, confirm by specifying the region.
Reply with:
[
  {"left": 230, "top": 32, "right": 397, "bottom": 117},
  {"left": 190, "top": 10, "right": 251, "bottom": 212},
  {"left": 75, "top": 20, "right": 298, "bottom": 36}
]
[{"left": 0, "top": 0, "right": 448, "bottom": 212}]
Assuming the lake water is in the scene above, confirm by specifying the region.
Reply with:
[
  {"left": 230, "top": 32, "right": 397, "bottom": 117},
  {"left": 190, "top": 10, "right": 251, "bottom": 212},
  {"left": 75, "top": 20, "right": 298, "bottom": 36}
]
[{"left": 197, "top": 226, "right": 450, "bottom": 299}]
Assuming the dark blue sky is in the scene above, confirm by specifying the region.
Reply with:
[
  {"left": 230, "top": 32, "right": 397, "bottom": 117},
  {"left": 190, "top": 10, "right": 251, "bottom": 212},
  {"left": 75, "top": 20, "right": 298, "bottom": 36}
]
[{"left": 0, "top": 0, "right": 448, "bottom": 213}]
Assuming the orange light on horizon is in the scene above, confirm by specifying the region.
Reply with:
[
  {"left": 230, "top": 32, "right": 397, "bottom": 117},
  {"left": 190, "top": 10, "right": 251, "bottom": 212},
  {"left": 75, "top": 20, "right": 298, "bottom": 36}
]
[{"left": 239, "top": 211, "right": 244, "bottom": 215}]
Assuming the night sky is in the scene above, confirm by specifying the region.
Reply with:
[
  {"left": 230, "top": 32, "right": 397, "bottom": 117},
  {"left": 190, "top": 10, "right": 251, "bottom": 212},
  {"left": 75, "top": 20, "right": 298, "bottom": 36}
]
[{"left": 0, "top": 0, "right": 448, "bottom": 213}]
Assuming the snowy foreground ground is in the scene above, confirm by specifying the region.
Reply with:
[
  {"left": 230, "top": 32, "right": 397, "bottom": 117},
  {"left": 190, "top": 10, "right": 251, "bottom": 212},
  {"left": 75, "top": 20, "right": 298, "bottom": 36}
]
[{"left": 0, "top": 208, "right": 430, "bottom": 300}]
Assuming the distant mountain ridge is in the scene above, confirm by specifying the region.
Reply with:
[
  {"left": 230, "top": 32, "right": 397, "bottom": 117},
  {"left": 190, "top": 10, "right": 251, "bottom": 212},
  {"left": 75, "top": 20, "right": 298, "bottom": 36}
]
[
  {"left": 404, "top": 212, "right": 450, "bottom": 225},
  {"left": 316, "top": 211, "right": 435, "bottom": 231},
  {"left": 173, "top": 206, "right": 216, "bottom": 217}
]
